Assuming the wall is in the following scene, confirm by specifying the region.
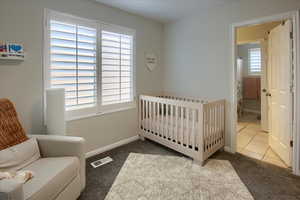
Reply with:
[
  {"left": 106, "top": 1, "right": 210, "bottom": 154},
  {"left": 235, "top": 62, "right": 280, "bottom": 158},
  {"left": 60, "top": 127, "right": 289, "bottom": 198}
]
[
  {"left": 237, "top": 21, "right": 281, "bottom": 44},
  {"left": 163, "top": 0, "right": 300, "bottom": 148},
  {"left": 0, "top": 0, "right": 164, "bottom": 153}
]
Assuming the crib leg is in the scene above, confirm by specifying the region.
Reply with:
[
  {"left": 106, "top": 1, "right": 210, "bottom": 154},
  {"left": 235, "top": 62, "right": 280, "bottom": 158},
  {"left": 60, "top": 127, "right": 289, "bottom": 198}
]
[
  {"left": 193, "top": 159, "right": 204, "bottom": 166},
  {"left": 139, "top": 135, "right": 145, "bottom": 141}
]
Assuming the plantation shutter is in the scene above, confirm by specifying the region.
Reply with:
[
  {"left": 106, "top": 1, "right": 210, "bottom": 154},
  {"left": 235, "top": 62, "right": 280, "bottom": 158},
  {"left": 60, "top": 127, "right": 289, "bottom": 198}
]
[
  {"left": 49, "top": 20, "right": 97, "bottom": 110},
  {"left": 101, "top": 30, "right": 134, "bottom": 105},
  {"left": 248, "top": 48, "right": 262, "bottom": 74}
]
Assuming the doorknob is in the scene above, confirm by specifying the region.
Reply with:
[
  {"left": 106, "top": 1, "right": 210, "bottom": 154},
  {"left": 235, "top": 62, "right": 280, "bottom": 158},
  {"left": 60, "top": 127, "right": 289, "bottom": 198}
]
[
  {"left": 262, "top": 88, "right": 267, "bottom": 93},
  {"left": 266, "top": 93, "right": 272, "bottom": 97}
]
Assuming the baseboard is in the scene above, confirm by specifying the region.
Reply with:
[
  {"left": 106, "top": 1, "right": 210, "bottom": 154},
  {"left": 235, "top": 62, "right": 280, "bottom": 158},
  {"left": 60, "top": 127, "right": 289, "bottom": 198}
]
[
  {"left": 243, "top": 108, "right": 260, "bottom": 114},
  {"left": 85, "top": 135, "right": 139, "bottom": 158}
]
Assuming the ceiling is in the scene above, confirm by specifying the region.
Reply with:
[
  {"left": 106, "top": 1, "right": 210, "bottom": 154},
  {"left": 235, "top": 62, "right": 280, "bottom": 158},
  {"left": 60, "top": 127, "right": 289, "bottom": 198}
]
[{"left": 94, "top": 0, "right": 238, "bottom": 23}]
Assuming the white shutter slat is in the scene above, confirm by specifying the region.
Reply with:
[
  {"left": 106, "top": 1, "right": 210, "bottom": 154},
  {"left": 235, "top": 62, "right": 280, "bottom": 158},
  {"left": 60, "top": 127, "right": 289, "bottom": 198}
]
[
  {"left": 249, "top": 48, "right": 262, "bottom": 74},
  {"left": 50, "top": 20, "right": 97, "bottom": 110}
]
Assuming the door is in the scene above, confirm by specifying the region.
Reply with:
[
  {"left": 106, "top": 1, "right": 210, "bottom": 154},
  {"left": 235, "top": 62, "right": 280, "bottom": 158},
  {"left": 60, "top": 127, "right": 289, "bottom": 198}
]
[
  {"left": 268, "top": 20, "right": 293, "bottom": 166},
  {"left": 261, "top": 40, "right": 269, "bottom": 132}
]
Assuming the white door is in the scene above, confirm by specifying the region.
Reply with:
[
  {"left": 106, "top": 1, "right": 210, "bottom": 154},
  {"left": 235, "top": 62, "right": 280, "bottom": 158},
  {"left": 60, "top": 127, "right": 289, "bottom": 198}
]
[
  {"left": 260, "top": 40, "right": 269, "bottom": 132},
  {"left": 268, "top": 20, "right": 293, "bottom": 166}
]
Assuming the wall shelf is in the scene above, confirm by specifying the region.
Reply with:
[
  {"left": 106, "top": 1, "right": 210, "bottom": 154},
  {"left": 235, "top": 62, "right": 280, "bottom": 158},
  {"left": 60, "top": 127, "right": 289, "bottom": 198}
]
[{"left": 0, "top": 52, "right": 25, "bottom": 61}]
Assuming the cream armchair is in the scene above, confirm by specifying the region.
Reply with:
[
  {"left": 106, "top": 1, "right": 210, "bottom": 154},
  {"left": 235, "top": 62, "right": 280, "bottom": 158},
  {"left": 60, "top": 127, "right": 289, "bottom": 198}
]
[{"left": 0, "top": 134, "right": 86, "bottom": 200}]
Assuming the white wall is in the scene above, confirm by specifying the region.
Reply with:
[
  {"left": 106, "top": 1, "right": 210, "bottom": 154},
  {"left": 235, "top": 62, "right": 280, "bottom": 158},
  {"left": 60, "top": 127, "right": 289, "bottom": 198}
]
[
  {"left": 163, "top": 0, "right": 300, "bottom": 148},
  {"left": 0, "top": 0, "right": 164, "bottom": 152}
]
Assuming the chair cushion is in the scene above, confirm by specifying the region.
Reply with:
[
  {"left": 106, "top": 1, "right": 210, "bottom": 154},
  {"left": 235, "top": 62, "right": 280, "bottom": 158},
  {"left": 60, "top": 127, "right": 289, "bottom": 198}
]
[
  {"left": 0, "top": 138, "right": 40, "bottom": 171},
  {"left": 0, "top": 99, "right": 28, "bottom": 150},
  {"left": 22, "top": 157, "right": 79, "bottom": 200}
]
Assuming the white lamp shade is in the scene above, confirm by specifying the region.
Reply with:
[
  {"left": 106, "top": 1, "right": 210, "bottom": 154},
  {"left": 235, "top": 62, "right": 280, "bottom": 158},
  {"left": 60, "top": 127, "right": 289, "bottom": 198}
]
[{"left": 46, "top": 88, "right": 66, "bottom": 135}]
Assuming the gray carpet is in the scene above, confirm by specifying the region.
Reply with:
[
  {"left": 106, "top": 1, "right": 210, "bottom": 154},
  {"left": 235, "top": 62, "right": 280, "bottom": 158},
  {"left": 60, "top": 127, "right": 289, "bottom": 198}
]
[{"left": 79, "top": 139, "right": 300, "bottom": 200}]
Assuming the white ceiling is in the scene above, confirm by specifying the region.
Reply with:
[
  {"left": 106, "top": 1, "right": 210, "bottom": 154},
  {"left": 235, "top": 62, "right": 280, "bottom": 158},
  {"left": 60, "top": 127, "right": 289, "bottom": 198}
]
[{"left": 95, "top": 0, "right": 238, "bottom": 23}]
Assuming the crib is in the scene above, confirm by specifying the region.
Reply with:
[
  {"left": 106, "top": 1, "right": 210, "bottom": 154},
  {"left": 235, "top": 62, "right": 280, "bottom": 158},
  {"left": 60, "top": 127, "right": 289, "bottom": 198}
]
[{"left": 139, "top": 95, "right": 225, "bottom": 165}]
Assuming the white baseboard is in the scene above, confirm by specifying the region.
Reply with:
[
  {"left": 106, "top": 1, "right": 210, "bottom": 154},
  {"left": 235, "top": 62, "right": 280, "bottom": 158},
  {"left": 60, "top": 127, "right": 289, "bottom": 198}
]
[
  {"left": 243, "top": 108, "right": 260, "bottom": 114},
  {"left": 85, "top": 135, "right": 139, "bottom": 158}
]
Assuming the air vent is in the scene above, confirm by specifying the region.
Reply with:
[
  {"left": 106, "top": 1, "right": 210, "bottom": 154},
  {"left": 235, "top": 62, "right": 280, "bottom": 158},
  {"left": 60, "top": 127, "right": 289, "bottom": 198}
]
[{"left": 91, "top": 156, "right": 113, "bottom": 168}]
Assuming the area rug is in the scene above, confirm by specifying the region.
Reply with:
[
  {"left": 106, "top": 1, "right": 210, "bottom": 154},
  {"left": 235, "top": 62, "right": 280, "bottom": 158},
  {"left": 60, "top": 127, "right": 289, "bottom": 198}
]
[{"left": 105, "top": 153, "right": 253, "bottom": 200}]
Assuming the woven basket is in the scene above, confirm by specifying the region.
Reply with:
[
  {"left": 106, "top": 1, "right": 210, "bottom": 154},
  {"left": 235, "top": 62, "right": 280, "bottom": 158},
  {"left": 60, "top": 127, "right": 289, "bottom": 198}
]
[{"left": 0, "top": 99, "right": 28, "bottom": 151}]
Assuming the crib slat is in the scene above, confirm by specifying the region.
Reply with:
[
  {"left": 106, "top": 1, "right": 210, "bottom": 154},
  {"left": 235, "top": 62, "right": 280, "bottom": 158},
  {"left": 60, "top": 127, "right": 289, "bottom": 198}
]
[
  {"left": 155, "top": 102, "right": 159, "bottom": 134},
  {"left": 188, "top": 108, "right": 191, "bottom": 147},
  {"left": 221, "top": 103, "right": 224, "bottom": 140},
  {"left": 211, "top": 104, "right": 214, "bottom": 149},
  {"left": 145, "top": 100, "right": 147, "bottom": 131},
  {"left": 175, "top": 105, "right": 178, "bottom": 143},
  {"left": 205, "top": 105, "right": 209, "bottom": 153},
  {"left": 198, "top": 104, "right": 204, "bottom": 162},
  {"left": 212, "top": 105, "right": 215, "bottom": 147},
  {"left": 170, "top": 104, "right": 174, "bottom": 141},
  {"left": 180, "top": 106, "right": 184, "bottom": 147},
  {"left": 139, "top": 98, "right": 141, "bottom": 130},
  {"left": 151, "top": 101, "right": 154, "bottom": 133},
  {"left": 219, "top": 103, "right": 221, "bottom": 142},
  {"left": 162, "top": 103, "right": 165, "bottom": 138},
  {"left": 203, "top": 105, "right": 207, "bottom": 152},
  {"left": 191, "top": 109, "right": 196, "bottom": 150},
  {"left": 159, "top": 102, "right": 162, "bottom": 137},
  {"left": 150, "top": 101, "right": 153, "bottom": 133},
  {"left": 206, "top": 105, "right": 210, "bottom": 152},
  {"left": 165, "top": 104, "right": 166, "bottom": 139},
  {"left": 140, "top": 99, "right": 143, "bottom": 129},
  {"left": 216, "top": 104, "right": 219, "bottom": 145},
  {"left": 143, "top": 100, "right": 146, "bottom": 130},
  {"left": 208, "top": 104, "right": 212, "bottom": 152},
  {"left": 214, "top": 105, "right": 217, "bottom": 146}
]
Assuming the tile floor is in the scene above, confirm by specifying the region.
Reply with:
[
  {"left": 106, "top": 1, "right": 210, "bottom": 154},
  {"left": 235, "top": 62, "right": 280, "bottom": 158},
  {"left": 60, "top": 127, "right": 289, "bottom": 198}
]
[{"left": 237, "top": 118, "right": 288, "bottom": 168}]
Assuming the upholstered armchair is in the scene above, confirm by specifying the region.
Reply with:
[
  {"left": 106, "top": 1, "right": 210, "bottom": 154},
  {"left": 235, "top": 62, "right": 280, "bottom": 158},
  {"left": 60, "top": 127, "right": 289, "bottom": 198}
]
[{"left": 0, "top": 99, "right": 86, "bottom": 200}]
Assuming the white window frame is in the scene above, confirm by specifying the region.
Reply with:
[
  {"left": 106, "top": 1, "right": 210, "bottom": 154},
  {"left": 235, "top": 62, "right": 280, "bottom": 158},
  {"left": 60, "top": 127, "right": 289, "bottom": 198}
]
[
  {"left": 248, "top": 47, "right": 262, "bottom": 76},
  {"left": 44, "top": 9, "right": 136, "bottom": 121}
]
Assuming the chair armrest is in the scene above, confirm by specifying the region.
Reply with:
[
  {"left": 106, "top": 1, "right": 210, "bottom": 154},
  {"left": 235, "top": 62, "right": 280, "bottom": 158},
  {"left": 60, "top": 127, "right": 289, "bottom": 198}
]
[
  {"left": 0, "top": 179, "right": 24, "bottom": 200},
  {"left": 29, "top": 135, "right": 85, "bottom": 158},
  {"left": 28, "top": 134, "right": 86, "bottom": 190}
]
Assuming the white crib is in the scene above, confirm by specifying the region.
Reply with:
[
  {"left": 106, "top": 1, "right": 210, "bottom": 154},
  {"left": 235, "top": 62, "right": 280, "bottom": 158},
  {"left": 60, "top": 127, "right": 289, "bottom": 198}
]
[{"left": 139, "top": 95, "right": 225, "bottom": 165}]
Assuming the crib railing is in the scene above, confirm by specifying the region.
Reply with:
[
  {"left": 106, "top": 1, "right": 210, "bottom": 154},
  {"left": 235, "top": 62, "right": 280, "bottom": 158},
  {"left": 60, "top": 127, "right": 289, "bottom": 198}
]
[
  {"left": 139, "top": 95, "right": 203, "bottom": 154},
  {"left": 157, "top": 95, "right": 205, "bottom": 103},
  {"left": 139, "top": 95, "right": 225, "bottom": 163}
]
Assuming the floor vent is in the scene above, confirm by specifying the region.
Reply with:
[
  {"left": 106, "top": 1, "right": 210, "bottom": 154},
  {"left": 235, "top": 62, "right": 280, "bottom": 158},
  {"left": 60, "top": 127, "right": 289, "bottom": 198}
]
[{"left": 91, "top": 156, "right": 113, "bottom": 168}]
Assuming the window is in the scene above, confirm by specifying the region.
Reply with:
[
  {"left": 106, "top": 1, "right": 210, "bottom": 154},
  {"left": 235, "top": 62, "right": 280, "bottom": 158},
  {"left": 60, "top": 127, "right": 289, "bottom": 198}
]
[
  {"left": 248, "top": 48, "right": 262, "bottom": 75},
  {"left": 49, "top": 20, "right": 97, "bottom": 110},
  {"left": 44, "top": 10, "right": 136, "bottom": 120},
  {"left": 101, "top": 30, "right": 134, "bottom": 106}
]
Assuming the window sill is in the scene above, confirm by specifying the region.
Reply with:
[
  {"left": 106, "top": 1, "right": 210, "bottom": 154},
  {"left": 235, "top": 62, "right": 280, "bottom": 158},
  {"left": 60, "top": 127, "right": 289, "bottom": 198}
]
[
  {"left": 247, "top": 74, "right": 261, "bottom": 77},
  {"left": 66, "top": 105, "right": 136, "bottom": 122}
]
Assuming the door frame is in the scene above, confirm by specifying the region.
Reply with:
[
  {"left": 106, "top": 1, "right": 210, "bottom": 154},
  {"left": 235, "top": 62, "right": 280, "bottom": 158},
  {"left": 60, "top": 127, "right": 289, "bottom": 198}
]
[{"left": 230, "top": 10, "right": 300, "bottom": 175}]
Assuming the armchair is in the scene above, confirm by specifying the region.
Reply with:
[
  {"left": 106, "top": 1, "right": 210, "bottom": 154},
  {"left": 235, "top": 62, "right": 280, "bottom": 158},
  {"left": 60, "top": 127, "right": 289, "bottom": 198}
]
[{"left": 0, "top": 99, "right": 86, "bottom": 200}]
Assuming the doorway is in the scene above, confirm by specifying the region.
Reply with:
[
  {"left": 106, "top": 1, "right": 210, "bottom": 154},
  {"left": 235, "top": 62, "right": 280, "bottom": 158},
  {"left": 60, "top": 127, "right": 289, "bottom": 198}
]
[
  {"left": 230, "top": 11, "right": 300, "bottom": 175},
  {"left": 236, "top": 21, "right": 289, "bottom": 167}
]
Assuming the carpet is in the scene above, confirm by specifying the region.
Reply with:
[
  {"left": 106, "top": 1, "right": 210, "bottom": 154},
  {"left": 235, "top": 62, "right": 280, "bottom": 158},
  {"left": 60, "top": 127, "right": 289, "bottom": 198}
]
[{"left": 104, "top": 153, "right": 253, "bottom": 200}]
